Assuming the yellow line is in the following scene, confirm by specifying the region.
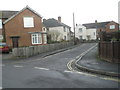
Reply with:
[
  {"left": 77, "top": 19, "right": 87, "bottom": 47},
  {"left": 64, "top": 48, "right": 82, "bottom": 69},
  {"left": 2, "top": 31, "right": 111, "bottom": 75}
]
[
  {"left": 67, "top": 58, "right": 120, "bottom": 83},
  {"left": 101, "top": 77, "right": 120, "bottom": 82}
]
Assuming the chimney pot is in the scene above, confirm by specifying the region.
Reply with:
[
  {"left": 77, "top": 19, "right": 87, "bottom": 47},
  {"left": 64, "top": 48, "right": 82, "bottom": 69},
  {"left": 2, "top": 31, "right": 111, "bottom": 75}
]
[
  {"left": 43, "top": 19, "right": 46, "bottom": 22},
  {"left": 58, "top": 16, "right": 61, "bottom": 22},
  {"left": 95, "top": 20, "right": 97, "bottom": 23}
]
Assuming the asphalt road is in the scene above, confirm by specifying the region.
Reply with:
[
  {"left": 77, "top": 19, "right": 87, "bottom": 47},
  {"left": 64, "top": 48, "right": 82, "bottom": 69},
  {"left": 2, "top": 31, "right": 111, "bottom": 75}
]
[{"left": 2, "top": 43, "right": 119, "bottom": 88}]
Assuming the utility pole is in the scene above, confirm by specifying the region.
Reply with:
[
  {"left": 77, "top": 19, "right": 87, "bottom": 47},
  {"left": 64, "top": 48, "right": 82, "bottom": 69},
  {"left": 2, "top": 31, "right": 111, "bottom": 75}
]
[{"left": 73, "top": 13, "right": 76, "bottom": 45}]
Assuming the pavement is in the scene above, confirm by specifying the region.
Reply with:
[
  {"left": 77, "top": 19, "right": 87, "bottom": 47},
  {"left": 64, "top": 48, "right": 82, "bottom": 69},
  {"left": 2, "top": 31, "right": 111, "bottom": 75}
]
[{"left": 75, "top": 46, "right": 120, "bottom": 77}]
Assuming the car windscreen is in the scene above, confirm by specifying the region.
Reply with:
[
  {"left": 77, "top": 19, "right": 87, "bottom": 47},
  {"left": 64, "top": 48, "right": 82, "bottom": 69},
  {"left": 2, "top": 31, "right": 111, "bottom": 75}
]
[{"left": 0, "top": 43, "right": 6, "bottom": 46}]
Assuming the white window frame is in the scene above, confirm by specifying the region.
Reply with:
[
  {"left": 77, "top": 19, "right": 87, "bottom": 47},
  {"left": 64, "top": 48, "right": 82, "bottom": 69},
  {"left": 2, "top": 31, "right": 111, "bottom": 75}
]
[
  {"left": 23, "top": 17, "right": 34, "bottom": 28},
  {"left": 79, "top": 28, "right": 82, "bottom": 32},
  {"left": 0, "top": 19, "right": 2, "bottom": 29},
  {"left": 110, "top": 25, "right": 115, "bottom": 29},
  {"left": 31, "top": 34, "right": 42, "bottom": 44},
  {"left": 43, "top": 34, "right": 47, "bottom": 44},
  {"left": 42, "top": 27, "right": 46, "bottom": 32}
]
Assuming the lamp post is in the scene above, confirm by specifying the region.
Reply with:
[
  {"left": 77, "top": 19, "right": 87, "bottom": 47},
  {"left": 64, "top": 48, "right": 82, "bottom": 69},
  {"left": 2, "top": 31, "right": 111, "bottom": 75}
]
[{"left": 73, "top": 13, "right": 76, "bottom": 45}]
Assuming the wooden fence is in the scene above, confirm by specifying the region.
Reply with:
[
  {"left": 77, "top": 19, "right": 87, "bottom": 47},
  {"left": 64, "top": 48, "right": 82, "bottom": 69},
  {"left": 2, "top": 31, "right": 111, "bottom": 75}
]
[{"left": 98, "top": 41, "right": 120, "bottom": 63}]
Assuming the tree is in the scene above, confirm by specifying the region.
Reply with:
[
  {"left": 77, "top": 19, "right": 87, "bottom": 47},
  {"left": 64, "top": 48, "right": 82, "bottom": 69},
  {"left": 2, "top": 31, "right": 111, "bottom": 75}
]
[{"left": 48, "top": 30, "right": 61, "bottom": 41}]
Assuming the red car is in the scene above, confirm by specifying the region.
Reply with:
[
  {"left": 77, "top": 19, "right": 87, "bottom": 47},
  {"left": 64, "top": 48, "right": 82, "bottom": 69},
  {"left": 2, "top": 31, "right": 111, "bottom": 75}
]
[{"left": 0, "top": 43, "right": 10, "bottom": 53}]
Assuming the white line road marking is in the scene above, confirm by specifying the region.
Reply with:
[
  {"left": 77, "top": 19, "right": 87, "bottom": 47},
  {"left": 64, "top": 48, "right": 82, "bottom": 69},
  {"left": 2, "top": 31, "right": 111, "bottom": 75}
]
[
  {"left": 14, "top": 65, "right": 24, "bottom": 68},
  {"left": 64, "top": 70, "right": 74, "bottom": 73},
  {"left": 64, "top": 70, "right": 85, "bottom": 74},
  {"left": 34, "top": 67, "right": 49, "bottom": 70}
]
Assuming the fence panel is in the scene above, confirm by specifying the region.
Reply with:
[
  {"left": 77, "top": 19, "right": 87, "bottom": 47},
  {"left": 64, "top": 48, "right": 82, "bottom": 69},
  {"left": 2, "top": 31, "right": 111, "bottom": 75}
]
[
  {"left": 99, "top": 41, "right": 120, "bottom": 63},
  {"left": 12, "top": 42, "right": 74, "bottom": 58}
]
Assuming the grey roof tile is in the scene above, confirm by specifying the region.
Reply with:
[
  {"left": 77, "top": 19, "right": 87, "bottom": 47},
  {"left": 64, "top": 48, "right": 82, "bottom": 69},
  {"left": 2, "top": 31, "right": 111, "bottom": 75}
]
[
  {"left": 83, "top": 21, "right": 111, "bottom": 29},
  {"left": 43, "top": 18, "right": 71, "bottom": 28},
  {"left": 0, "top": 11, "right": 18, "bottom": 19}
]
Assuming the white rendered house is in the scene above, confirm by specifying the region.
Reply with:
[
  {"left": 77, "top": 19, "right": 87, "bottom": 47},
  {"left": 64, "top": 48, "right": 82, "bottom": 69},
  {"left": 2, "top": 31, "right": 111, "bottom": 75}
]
[
  {"left": 75, "top": 24, "right": 97, "bottom": 40},
  {"left": 43, "top": 17, "right": 71, "bottom": 41}
]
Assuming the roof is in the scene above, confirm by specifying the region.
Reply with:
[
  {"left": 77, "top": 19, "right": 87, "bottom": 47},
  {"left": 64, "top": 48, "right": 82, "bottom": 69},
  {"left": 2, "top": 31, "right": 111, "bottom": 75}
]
[
  {"left": 0, "top": 11, "right": 18, "bottom": 19},
  {"left": 2, "top": 6, "right": 42, "bottom": 24},
  {"left": 43, "top": 18, "right": 71, "bottom": 28},
  {"left": 83, "top": 21, "right": 111, "bottom": 29}
]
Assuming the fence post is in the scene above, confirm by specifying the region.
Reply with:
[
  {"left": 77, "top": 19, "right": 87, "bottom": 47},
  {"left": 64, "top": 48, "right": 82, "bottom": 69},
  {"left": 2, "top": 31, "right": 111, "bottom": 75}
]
[
  {"left": 111, "top": 41, "right": 114, "bottom": 62},
  {"left": 98, "top": 41, "right": 100, "bottom": 57}
]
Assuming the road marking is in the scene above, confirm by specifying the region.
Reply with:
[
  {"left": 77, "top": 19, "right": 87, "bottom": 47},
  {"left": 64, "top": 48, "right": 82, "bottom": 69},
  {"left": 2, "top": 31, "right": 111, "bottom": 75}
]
[
  {"left": 64, "top": 70, "right": 84, "bottom": 74},
  {"left": 67, "top": 59, "right": 75, "bottom": 71},
  {"left": 13, "top": 65, "right": 24, "bottom": 68},
  {"left": 64, "top": 70, "right": 74, "bottom": 73},
  {"left": 34, "top": 67, "right": 49, "bottom": 70},
  {"left": 101, "top": 77, "right": 120, "bottom": 82}
]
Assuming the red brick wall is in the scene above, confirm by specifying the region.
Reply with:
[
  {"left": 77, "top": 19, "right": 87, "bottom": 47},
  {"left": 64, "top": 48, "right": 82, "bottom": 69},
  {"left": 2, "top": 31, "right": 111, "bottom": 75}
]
[
  {"left": 4, "top": 9, "right": 43, "bottom": 47},
  {"left": 105, "top": 21, "right": 119, "bottom": 32}
]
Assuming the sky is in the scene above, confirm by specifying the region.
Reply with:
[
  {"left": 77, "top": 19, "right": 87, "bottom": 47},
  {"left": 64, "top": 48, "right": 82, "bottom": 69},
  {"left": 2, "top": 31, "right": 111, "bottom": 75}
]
[{"left": 0, "top": 0, "right": 119, "bottom": 31}]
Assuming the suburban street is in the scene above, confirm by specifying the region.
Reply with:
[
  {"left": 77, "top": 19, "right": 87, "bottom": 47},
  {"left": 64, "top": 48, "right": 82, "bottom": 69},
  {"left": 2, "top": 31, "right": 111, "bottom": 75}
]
[{"left": 2, "top": 43, "right": 119, "bottom": 88}]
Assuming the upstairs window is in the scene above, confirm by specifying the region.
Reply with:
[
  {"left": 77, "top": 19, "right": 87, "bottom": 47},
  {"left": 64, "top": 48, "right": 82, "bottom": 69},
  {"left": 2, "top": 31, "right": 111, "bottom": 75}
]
[
  {"left": 93, "top": 32, "right": 96, "bottom": 36},
  {"left": 110, "top": 25, "right": 115, "bottom": 29},
  {"left": 64, "top": 27, "right": 66, "bottom": 32},
  {"left": 79, "top": 28, "right": 82, "bottom": 32},
  {"left": 0, "top": 19, "right": 2, "bottom": 29},
  {"left": 23, "top": 17, "right": 34, "bottom": 28}
]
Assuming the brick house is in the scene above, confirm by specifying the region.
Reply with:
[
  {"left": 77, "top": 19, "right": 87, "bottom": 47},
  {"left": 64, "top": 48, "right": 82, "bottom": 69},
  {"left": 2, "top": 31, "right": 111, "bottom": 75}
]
[
  {"left": 97, "top": 21, "right": 119, "bottom": 34},
  {"left": 0, "top": 6, "right": 47, "bottom": 48}
]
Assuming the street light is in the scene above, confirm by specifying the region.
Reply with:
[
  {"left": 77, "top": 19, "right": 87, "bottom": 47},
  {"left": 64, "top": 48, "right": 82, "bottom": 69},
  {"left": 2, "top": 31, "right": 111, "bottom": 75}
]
[{"left": 73, "top": 13, "right": 76, "bottom": 45}]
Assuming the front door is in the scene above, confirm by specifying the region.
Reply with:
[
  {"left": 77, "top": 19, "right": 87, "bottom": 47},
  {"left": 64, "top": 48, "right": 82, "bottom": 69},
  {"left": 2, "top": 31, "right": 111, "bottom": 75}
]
[{"left": 11, "top": 37, "right": 19, "bottom": 48}]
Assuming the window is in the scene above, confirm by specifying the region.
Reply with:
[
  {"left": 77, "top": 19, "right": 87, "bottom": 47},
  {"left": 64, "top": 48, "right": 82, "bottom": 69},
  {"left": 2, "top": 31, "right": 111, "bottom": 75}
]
[
  {"left": 42, "top": 27, "right": 46, "bottom": 32},
  {"left": 0, "top": 35, "right": 3, "bottom": 40},
  {"left": 64, "top": 27, "right": 66, "bottom": 32},
  {"left": 43, "top": 34, "right": 47, "bottom": 44},
  {"left": 23, "top": 17, "right": 34, "bottom": 28},
  {"left": 110, "top": 25, "right": 115, "bottom": 29},
  {"left": 79, "top": 36, "right": 82, "bottom": 39},
  {"left": 64, "top": 36, "right": 66, "bottom": 40},
  {"left": 93, "top": 32, "right": 96, "bottom": 36},
  {"left": 0, "top": 19, "right": 2, "bottom": 29},
  {"left": 31, "top": 34, "right": 42, "bottom": 44},
  {"left": 79, "top": 28, "right": 82, "bottom": 32}
]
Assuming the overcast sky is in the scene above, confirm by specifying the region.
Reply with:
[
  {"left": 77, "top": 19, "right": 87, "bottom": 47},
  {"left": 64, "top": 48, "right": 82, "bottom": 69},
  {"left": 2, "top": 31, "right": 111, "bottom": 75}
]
[{"left": 0, "top": 0, "right": 119, "bottom": 31}]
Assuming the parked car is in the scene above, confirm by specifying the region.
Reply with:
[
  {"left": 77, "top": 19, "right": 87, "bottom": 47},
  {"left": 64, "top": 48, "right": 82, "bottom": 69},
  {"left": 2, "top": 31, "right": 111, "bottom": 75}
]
[{"left": 0, "top": 43, "right": 10, "bottom": 53}]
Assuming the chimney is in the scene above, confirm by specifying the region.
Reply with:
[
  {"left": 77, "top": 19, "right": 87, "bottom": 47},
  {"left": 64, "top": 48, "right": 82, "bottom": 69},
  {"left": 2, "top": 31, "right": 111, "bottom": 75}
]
[
  {"left": 58, "top": 16, "right": 61, "bottom": 22},
  {"left": 95, "top": 20, "right": 97, "bottom": 23},
  {"left": 43, "top": 19, "right": 46, "bottom": 22}
]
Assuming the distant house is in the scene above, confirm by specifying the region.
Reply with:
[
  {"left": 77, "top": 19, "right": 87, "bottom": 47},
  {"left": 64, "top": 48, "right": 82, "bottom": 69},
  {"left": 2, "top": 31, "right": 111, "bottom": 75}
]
[
  {"left": 0, "top": 6, "right": 47, "bottom": 48},
  {"left": 43, "top": 17, "right": 71, "bottom": 42},
  {"left": 75, "top": 21, "right": 119, "bottom": 40},
  {"left": 75, "top": 24, "right": 96, "bottom": 40}
]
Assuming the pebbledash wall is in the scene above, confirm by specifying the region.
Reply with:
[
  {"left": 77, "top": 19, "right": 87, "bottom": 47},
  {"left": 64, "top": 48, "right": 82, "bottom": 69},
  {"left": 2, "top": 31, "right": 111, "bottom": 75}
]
[{"left": 12, "top": 42, "right": 74, "bottom": 58}]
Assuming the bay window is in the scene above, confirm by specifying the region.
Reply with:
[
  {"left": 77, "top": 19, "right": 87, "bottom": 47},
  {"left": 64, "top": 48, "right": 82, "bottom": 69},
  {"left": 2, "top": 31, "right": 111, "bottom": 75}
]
[
  {"left": 43, "top": 34, "right": 47, "bottom": 44},
  {"left": 0, "top": 19, "right": 2, "bottom": 29},
  {"left": 32, "top": 34, "right": 42, "bottom": 44}
]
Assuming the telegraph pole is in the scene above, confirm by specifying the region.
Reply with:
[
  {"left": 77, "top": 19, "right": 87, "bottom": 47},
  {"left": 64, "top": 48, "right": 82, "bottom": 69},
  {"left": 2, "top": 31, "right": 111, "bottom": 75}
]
[{"left": 73, "top": 13, "right": 76, "bottom": 45}]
